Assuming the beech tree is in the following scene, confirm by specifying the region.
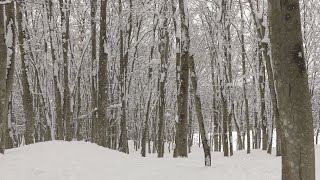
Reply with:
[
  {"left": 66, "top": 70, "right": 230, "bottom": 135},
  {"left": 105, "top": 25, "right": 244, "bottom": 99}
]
[
  {"left": 268, "top": 0, "right": 315, "bottom": 179},
  {"left": 0, "top": 3, "right": 7, "bottom": 154}
]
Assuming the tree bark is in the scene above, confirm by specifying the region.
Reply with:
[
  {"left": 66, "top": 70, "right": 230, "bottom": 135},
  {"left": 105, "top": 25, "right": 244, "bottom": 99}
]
[
  {"left": 189, "top": 56, "right": 211, "bottom": 166},
  {"left": 174, "top": 0, "right": 190, "bottom": 158},
  {"left": 17, "top": 2, "right": 35, "bottom": 145},
  {"left": 118, "top": 0, "right": 129, "bottom": 154},
  {"left": 248, "top": 0, "right": 281, "bottom": 155},
  {"left": 1, "top": 1, "right": 16, "bottom": 151},
  {"left": 46, "top": 0, "right": 63, "bottom": 140},
  {"left": 157, "top": 4, "right": 169, "bottom": 157},
  {"left": 268, "top": 0, "right": 315, "bottom": 179},
  {"left": 0, "top": 4, "right": 7, "bottom": 154},
  {"left": 91, "top": 0, "right": 98, "bottom": 143},
  {"left": 97, "top": 0, "right": 108, "bottom": 147},
  {"left": 59, "top": 0, "right": 72, "bottom": 141}
]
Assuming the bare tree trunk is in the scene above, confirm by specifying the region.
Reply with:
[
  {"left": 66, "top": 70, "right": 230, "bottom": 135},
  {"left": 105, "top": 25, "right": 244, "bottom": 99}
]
[
  {"left": 258, "top": 48, "right": 267, "bottom": 150},
  {"left": 141, "top": 11, "right": 157, "bottom": 157},
  {"left": 97, "top": 0, "right": 108, "bottom": 147},
  {"left": 221, "top": 85, "right": 229, "bottom": 157},
  {"left": 248, "top": 0, "right": 281, "bottom": 156},
  {"left": 174, "top": 0, "right": 190, "bottom": 158},
  {"left": 0, "top": 4, "right": 7, "bottom": 154},
  {"left": 118, "top": 0, "right": 129, "bottom": 154},
  {"left": 234, "top": 102, "right": 243, "bottom": 150},
  {"left": 228, "top": 105, "right": 233, "bottom": 156},
  {"left": 90, "top": 0, "right": 98, "bottom": 143},
  {"left": 157, "top": 4, "right": 169, "bottom": 157},
  {"left": 268, "top": 1, "right": 315, "bottom": 179},
  {"left": 17, "top": 2, "right": 35, "bottom": 145},
  {"left": 171, "top": 0, "right": 181, "bottom": 157},
  {"left": 46, "top": 0, "right": 63, "bottom": 140},
  {"left": 209, "top": 51, "right": 219, "bottom": 152},
  {"left": 188, "top": 104, "right": 193, "bottom": 154},
  {"left": 1, "top": 1, "right": 16, "bottom": 151},
  {"left": 59, "top": 0, "right": 72, "bottom": 141},
  {"left": 239, "top": 0, "right": 250, "bottom": 154},
  {"left": 189, "top": 56, "right": 211, "bottom": 166}
]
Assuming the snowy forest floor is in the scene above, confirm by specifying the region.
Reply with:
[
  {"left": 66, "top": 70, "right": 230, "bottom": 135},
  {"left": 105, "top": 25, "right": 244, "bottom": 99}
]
[{"left": 0, "top": 141, "right": 319, "bottom": 180}]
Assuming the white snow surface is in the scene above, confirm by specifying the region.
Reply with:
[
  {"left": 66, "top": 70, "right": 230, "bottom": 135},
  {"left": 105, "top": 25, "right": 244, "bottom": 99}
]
[{"left": 0, "top": 141, "right": 319, "bottom": 180}]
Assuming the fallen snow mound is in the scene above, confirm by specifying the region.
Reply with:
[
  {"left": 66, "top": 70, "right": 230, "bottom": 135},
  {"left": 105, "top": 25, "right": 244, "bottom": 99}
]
[{"left": 0, "top": 141, "right": 318, "bottom": 180}]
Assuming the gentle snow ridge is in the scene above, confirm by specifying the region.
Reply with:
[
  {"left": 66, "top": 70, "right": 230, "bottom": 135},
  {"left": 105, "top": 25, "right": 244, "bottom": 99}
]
[{"left": 0, "top": 141, "right": 319, "bottom": 180}]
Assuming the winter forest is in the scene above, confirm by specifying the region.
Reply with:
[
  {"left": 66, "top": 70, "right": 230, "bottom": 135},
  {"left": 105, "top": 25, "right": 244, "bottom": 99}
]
[{"left": 0, "top": 0, "right": 319, "bottom": 179}]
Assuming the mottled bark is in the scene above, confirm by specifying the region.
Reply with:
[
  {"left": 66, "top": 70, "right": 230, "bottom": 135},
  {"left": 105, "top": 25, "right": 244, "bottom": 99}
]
[
  {"left": 268, "top": 0, "right": 315, "bottom": 179},
  {"left": 1, "top": 1, "right": 16, "bottom": 151}
]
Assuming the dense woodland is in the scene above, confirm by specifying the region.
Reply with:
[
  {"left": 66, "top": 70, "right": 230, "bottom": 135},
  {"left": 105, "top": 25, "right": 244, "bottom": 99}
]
[{"left": 0, "top": 0, "right": 319, "bottom": 179}]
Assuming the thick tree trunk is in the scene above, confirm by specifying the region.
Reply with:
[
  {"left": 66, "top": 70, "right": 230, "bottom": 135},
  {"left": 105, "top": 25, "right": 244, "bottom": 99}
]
[
  {"left": 1, "top": 1, "right": 16, "bottom": 151},
  {"left": 189, "top": 56, "right": 211, "bottom": 166},
  {"left": 268, "top": 0, "right": 315, "bottom": 179}
]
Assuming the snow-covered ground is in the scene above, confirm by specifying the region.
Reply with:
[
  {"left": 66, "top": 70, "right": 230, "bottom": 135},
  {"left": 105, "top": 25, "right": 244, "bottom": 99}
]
[{"left": 0, "top": 141, "right": 319, "bottom": 180}]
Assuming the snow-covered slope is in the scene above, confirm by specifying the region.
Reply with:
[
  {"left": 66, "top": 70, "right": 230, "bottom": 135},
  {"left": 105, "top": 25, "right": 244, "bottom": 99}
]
[{"left": 0, "top": 141, "right": 319, "bottom": 180}]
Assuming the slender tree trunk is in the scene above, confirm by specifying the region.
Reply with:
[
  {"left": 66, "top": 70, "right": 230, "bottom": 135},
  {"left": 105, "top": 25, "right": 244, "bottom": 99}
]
[
  {"left": 46, "top": 0, "right": 63, "bottom": 140},
  {"left": 239, "top": 0, "right": 250, "bottom": 154},
  {"left": 248, "top": 0, "right": 281, "bottom": 156},
  {"left": 268, "top": 1, "right": 315, "bottom": 179},
  {"left": 97, "top": 0, "right": 108, "bottom": 147},
  {"left": 17, "top": 2, "right": 35, "bottom": 145},
  {"left": 209, "top": 52, "right": 219, "bottom": 152},
  {"left": 59, "top": 0, "right": 72, "bottom": 141},
  {"left": 157, "top": 6, "right": 169, "bottom": 157},
  {"left": 141, "top": 12, "right": 157, "bottom": 157},
  {"left": 0, "top": 4, "right": 7, "bottom": 154},
  {"left": 91, "top": 0, "right": 98, "bottom": 143},
  {"left": 118, "top": 0, "right": 129, "bottom": 154},
  {"left": 234, "top": 103, "right": 243, "bottom": 150},
  {"left": 189, "top": 56, "right": 211, "bottom": 166},
  {"left": 221, "top": 85, "right": 229, "bottom": 157},
  {"left": 174, "top": 0, "right": 190, "bottom": 158},
  {"left": 258, "top": 48, "right": 267, "bottom": 150}
]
